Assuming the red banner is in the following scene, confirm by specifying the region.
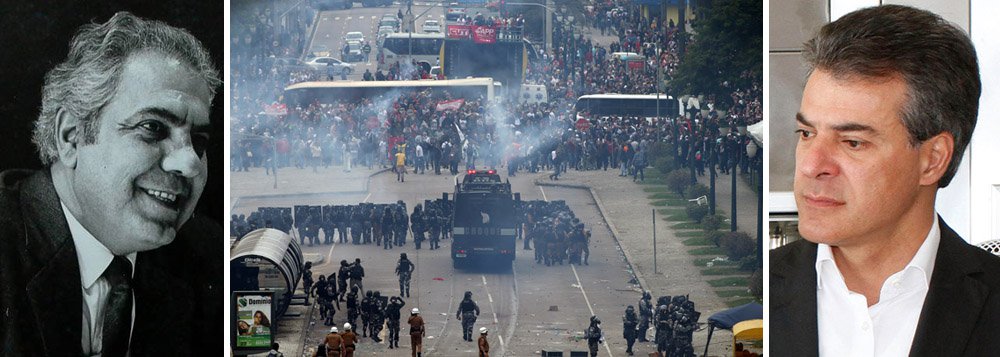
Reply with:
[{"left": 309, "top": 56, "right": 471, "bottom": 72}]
[
  {"left": 627, "top": 60, "right": 644, "bottom": 70},
  {"left": 263, "top": 103, "right": 287, "bottom": 116},
  {"left": 472, "top": 26, "right": 497, "bottom": 44},
  {"left": 447, "top": 25, "right": 472, "bottom": 39},
  {"left": 435, "top": 99, "right": 465, "bottom": 111},
  {"left": 575, "top": 118, "right": 591, "bottom": 131}
]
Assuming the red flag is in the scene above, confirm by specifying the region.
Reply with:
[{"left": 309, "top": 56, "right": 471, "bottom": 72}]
[{"left": 435, "top": 99, "right": 465, "bottom": 111}]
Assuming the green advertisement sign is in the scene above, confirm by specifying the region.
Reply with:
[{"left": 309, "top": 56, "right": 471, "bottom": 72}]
[{"left": 234, "top": 292, "right": 273, "bottom": 348}]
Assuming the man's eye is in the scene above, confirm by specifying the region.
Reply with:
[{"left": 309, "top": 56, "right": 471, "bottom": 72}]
[
  {"left": 192, "top": 134, "right": 210, "bottom": 158},
  {"left": 794, "top": 129, "right": 813, "bottom": 139},
  {"left": 138, "top": 120, "right": 168, "bottom": 139},
  {"left": 844, "top": 140, "right": 863, "bottom": 149}
]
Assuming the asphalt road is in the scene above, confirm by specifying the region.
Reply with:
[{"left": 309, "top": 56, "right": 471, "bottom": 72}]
[
  {"left": 308, "top": 2, "right": 447, "bottom": 79},
  {"left": 235, "top": 166, "right": 659, "bottom": 356}
]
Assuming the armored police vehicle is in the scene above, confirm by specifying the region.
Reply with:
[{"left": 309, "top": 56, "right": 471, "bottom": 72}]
[{"left": 451, "top": 169, "right": 520, "bottom": 270}]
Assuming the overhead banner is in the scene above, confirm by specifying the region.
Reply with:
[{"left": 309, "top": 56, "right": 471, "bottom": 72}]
[
  {"left": 436, "top": 99, "right": 465, "bottom": 111},
  {"left": 472, "top": 26, "right": 497, "bottom": 44},
  {"left": 447, "top": 25, "right": 472, "bottom": 39},
  {"left": 233, "top": 291, "right": 275, "bottom": 352}
]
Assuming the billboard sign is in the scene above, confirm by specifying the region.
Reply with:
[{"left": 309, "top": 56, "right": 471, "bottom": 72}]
[
  {"left": 447, "top": 25, "right": 472, "bottom": 39},
  {"left": 232, "top": 291, "right": 275, "bottom": 354},
  {"left": 472, "top": 26, "right": 497, "bottom": 44}
]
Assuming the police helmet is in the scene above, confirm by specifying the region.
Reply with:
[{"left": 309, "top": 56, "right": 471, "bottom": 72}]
[
  {"left": 464, "top": 291, "right": 473, "bottom": 299},
  {"left": 590, "top": 316, "right": 601, "bottom": 324},
  {"left": 412, "top": 308, "right": 420, "bottom": 314},
  {"left": 626, "top": 305, "right": 635, "bottom": 312},
  {"left": 366, "top": 291, "right": 373, "bottom": 298},
  {"left": 480, "top": 327, "right": 488, "bottom": 334},
  {"left": 341, "top": 260, "right": 349, "bottom": 266},
  {"left": 330, "top": 326, "right": 339, "bottom": 333},
  {"left": 351, "top": 285, "right": 359, "bottom": 292},
  {"left": 401, "top": 253, "right": 408, "bottom": 260},
  {"left": 344, "top": 323, "right": 352, "bottom": 330},
  {"left": 374, "top": 291, "right": 381, "bottom": 298}
]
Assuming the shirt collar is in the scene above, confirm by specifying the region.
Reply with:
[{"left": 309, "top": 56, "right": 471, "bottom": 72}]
[
  {"left": 60, "top": 202, "right": 137, "bottom": 289},
  {"left": 815, "top": 214, "right": 940, "bottom": 290}
]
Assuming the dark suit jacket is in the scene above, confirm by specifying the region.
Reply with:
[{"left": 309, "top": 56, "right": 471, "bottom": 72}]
[
  {"left": 0, "top": 170, "right": 222, "bottom": 356},
  {"left": 770, "top": 218, "right": 1000, "bottom": 356}
]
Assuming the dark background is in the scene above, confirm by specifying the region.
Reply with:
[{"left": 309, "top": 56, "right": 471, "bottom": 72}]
[{"left": 0, "top": 0, "right": 225, "bottom": 223}]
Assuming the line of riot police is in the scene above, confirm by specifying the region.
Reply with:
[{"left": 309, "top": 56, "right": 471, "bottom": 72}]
[
  {"left": 625, "top": 291, "right": 700, "bottom": 357},
  {"left": 517, "top": 200, "right": 592, "bottom": 266}
]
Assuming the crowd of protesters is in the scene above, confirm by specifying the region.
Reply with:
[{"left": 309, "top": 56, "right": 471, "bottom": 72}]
[{"left": 229, "top": 0, "right": 762, "bottom": 184}]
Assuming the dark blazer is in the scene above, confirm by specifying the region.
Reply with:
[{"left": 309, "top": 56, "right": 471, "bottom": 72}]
[
  {"left": 0, "top": 170, "right": 222, "bottom": 356},
  {"left": 770, "top": 218, "right": 1000, "bottom": 356}
]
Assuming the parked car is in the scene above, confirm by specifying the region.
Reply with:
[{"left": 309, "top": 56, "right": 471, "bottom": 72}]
[
  {"left": 379, "top": 15, "right": 400, "bottom": 30},
  {"left": 422, "top": 20, "right": 441, "bottom": 33},
  {"left": 305, "top": 56, "right": 355, "bottom": 75},
  {"left": 446, "top": 5, "right": 465, "bottom": 21},
  {"left": 343, "top": 41, "right": 365, "bottom": 62}
]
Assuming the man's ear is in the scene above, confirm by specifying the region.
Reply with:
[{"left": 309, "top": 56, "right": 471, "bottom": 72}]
[
  {"left": 918, "top": 132, "right": 954, "bottom": 186},
  {"left": 55, "top": 108, "right": 81, "bottom": 168}
]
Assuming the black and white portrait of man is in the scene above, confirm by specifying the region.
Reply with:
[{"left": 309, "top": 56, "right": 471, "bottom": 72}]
[{"left": 0, "top": 2, "right": 223, "bottom": 355}]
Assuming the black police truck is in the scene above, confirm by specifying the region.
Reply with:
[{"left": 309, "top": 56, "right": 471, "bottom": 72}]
[{"left": 451, "top": 169, "right": 520, "bottom": 270}]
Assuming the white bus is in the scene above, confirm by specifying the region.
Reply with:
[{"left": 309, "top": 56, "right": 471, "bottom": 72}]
[
  {"left": 574, "top": 94, "right": 680, "bottom": 118},
  {"left": 378, "top": 33, "right": 445, "bottom": 72},
  {"left": 283, "top": 77, "right": 502, "bottom": 105}
]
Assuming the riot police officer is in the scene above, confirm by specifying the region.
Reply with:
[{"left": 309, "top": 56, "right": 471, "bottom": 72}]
[
  {"left": 360, "top": 291, "right": 373, "bottom": 337},
  {"left": 338, "top": 260, "right": 351, "bottom": 301},
  {"left": 381, "top": 206, "right": 394, "bottom": 249},
  {"left": 385, "top": 296, "right": 406, "bottom": 349},
  {"left": 369, "top": 291, "right": 386, "bottom": 342},
  {"left": 302, "top": 261, "right": 314, "bottom": 304},
  {"left": 411, "top": 204, "right": 425, "bottom": 249},
  {"left": 585, "top": 316, "right": 604, "bottom": 357},
  {"left": 396, "top": 253, "right": 415, "bottom": 297},
  {"left": 312, "top": 276, "right": 331, "bottom": 322},
  {"left": 623, "top": 305, "right": 639, "bottom": 355},
  {"left": 394, "top": 206, "right": 409, "bottom": 246},
  {"left": 346, "top": 286, "right": 360, "bottom": 329},
  {"left": 456, "top": 291, "right": 480, "bottom": 341},
  {"left": 637, "top": 291, "right": 653, "bottom": 342},
  {"left": 655, "top": 304, "right": 671, "bottom": 355},
  {"left": 350, "top": 258, "right": 365, "bottom": 294}
]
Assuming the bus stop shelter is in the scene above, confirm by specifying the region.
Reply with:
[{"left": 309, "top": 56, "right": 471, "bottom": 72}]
[{"left": 230, "top": 228, "right": 304, "bottom": 317}]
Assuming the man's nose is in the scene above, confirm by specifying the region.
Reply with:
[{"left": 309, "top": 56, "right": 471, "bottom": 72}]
[
  {"left": 161, "top": 142, "right": 203, "bottom": 178},
  {"left": 796, "top": 139, "right": 840, "bottom": 179}
]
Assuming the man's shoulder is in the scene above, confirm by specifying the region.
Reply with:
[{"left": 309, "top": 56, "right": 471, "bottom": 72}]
[{"left": 770, "top": 239, "right": 817, "bottom": 271}]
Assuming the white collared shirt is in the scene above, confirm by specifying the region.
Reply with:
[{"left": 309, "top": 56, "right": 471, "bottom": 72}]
[
  {"left": 816, "top": 217, "right": 940, "bottom": 357},
  {"left": 61, "top": 203, "right": 136, "bottom": 356}
]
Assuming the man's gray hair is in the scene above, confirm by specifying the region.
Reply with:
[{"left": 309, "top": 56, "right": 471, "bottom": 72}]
[
  {"left": 33, "top": 11, "right": 221, "bottom": 165},
  {"left": 803, "top": 5, "right": 980, "bottom": 187}
]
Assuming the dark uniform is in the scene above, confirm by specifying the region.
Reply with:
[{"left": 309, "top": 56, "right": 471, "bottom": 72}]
[
  {"left": 394, "top": 208, "right": 409, "bottom": 246},
  {"left": 369, "top": 291, "right": 386, "bottom": 342},
  {"left": 302, "top": 262, "right": 314, "bottom": 304},
  {"left": 346, "top": 286, "right": 360, "bottom": 329},
  {"left": 411, "top": 205, "right": 425, "bottom": 249},
  {"left": 456, "top": 291, "right": 480, "bottom": 341},
  {"left": 585, "top": 316, "right": 604, "bottom": 357},
  {"left": 385, "top": 296, "right": 406, "bottom": 349},
  {"left": 360, "top": 291, "right": 373, "bottom": 337},
  {"left": 350, "top": 258, "right": 365, "bottom": 293},
  {"left": 396, "top": 253, "right": 415, "bottom": 297},
  {"left": 337, "top": 260, "right": 350, "bottom": 301},
  {"left": 623, "top": 305, "right": 639, "bottom": 355}
]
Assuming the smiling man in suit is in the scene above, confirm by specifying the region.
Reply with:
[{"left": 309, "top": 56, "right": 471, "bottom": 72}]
[
  {"left": 770, "top": 5, "right": 1000, "bottom": 357},
  {"left": 0, "top": 12, "right": 222, "bottom": 356}
]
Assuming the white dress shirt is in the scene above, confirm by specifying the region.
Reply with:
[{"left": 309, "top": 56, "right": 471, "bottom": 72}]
[
  {"left": 61, "top": 203, "right": 136, "bottom": 356},
  {"left": 816, "top": 217, "right": 940, "bottom": 357}
]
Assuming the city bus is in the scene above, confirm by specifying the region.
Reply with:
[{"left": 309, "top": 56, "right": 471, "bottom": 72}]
[
  {"left": 574, "top": 93, "right": 680, "bottom": 118},
  {"left": 378, "top": 33, "right": 446, "bottom": 72},
  {"left": 282, "top": 77, "right": 502, "bottom": 106}
]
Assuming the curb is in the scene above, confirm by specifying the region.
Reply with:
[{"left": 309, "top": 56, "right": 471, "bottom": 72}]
[
  {"left": 534, "top": 179, "right": 651, "bottom": 293},
  {"left": 231, "top": 167, "right": 391, "bottom": 210}
]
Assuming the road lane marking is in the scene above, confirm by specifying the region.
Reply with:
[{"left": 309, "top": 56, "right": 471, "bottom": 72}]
[
  {"left": 346, "top": 16, "right": 352, "bottom": 20},
  {"left": 364, "top": 192, "right": 372, "bottom": 202},
  {"left": 572, "top": 263, "right": 614, "bottom": 357},
  {"left": 539, "top": 186, "right": 548, "bottom": 201},
  {"left": 335, "top": 17, "right": 340, "bottom": 20}
]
